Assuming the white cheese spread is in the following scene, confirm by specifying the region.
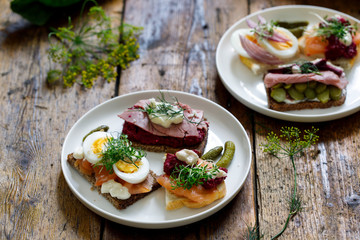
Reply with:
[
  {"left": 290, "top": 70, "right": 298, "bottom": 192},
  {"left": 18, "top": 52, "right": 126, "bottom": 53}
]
[
  {"left": 176, "top": 149, "right": 199, "bottom": 165},
  {"left": 73, "top": 146, "right": 84, "bottom": 159},
  {"left": 148, "top": 98, "right": 184, "bottom": 128},
  {"left": 101, "top": 179, "right": 131, "bottom": 200}
]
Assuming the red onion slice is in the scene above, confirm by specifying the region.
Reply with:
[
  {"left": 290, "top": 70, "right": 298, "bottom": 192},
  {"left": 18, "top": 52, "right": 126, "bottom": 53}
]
[
  {"left": 246, "top": 16, "right": 289, "bottom": 42},
  {"left": 239, "top": 35, "right": 284, "bottom": 65}
]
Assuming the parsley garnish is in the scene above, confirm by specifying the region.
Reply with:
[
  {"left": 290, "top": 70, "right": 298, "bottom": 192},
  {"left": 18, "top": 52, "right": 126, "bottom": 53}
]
[
  {"left": 170, "top": 163, "right": 220, "bottom": 190},
  {"left": 99, "top": 134, "right": 146, "bottom": 172}
]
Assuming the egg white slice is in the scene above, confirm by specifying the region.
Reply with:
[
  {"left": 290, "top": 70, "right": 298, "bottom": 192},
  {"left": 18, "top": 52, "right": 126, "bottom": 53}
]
[
  {"left": 257, "top": 26, "right": 299, "bottom": 59},
  {"left": 83, "top": 131, "right": 112, "bottom": 164},
  {"left": 230, "top": 28, "right": 254, "bottom": 58},
  {"left": 113, "top": 157, "right": 150, "bottom": 184}
]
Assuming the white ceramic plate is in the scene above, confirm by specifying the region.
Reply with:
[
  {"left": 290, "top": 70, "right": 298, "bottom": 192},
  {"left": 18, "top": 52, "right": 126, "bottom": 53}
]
[
  {"left": 61, "top": 90, "right": 251, "bottom": 229},
  {"left": 216, "top": 5, "right": 360, "bottom": 122}
]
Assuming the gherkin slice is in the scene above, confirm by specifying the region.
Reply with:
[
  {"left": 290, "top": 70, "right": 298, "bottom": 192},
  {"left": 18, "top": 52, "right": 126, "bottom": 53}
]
[
  {"left": 317, "top": 89, "right": 330, "bottom": 103},
  {"left": 288, "top": 87, "right": 305, "bottom": 100},
  {"left": 304, "top": 88, "right": 316, "bottom": 99},
  {"left": 271, "top": 88, "right": 286, "bottom": 102},
  {"left": 329, "top": 86, "right": 342, "bottom": 100}
]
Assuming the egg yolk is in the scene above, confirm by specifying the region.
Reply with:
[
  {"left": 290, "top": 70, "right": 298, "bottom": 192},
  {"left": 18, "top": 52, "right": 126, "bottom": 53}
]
[
  {"left": 115, "top": 160, "right": 142, "bottom": 173},
  {"left": 91, "top": 138, "right": 108, "bottom": 154},
  {"left": 269, "top": 30, "right": 293, "bottom": 50}
]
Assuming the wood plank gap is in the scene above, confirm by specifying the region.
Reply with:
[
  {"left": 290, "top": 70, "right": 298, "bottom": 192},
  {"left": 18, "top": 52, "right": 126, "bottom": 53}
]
[
  {"left": 115, "top": 0, "right": 128, "bottom": 97},
  {"left": 251, "top": 112, "right": 262, "bottom": 238}
]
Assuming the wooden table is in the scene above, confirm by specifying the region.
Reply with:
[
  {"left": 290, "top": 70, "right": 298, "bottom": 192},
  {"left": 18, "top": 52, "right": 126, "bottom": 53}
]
[{"left": 1, "top": 0, "right": 359, "bottom": 239}]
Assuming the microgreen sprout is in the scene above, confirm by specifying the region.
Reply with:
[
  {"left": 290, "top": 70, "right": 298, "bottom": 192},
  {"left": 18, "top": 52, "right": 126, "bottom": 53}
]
[
  {"left": 170, "top": 163, "right": 220, "bottom": 190},
  {"left": 99, "top": 134, "right": 146, "bottom": 172},
  {"left": 261, "top": 126, "right": 319, "bottom": 239}
]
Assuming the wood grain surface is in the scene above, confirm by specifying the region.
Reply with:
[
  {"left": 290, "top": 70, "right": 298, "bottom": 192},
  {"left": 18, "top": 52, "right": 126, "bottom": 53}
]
[{"left": 0, "top": 0, "right": 359, "bottom": 239}]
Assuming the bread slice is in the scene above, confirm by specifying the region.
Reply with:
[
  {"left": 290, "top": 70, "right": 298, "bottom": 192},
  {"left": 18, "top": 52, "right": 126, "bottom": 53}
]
[
  {"left": 266, "top": 88, "right": 346, "bottom": 111},
  {"left": 129, "top": 130, "right": 208, "bottom": 155},
  {"left": 164, "top": 182, "right": 226, "bottom": 210},
  {"left": 67, "top": 153, "right": 161, "bottom": 210}
]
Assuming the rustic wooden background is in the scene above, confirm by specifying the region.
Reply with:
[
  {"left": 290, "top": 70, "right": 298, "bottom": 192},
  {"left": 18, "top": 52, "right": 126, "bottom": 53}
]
[{"left": 1, "top": 0, "right": 359, "bottom": 239}]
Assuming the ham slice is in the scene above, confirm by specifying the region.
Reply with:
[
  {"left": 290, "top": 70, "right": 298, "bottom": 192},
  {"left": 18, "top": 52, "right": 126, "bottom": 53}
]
[
  {"left": 263, "top": 70, "right": 348, "bottom": 89},
  {"left": 118, "top": 100, "right": 208, "bottom": 139}
]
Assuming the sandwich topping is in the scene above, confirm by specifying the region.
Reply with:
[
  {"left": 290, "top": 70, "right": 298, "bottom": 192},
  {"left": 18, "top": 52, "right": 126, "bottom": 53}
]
[
  {"left": 119, "top": 96, "right": 208, "bottom": 149},
  {"left": 265, "top": 59, "right": 348, "bottom": 104},
  {"left": 73, "top": 129, "right": 153, "bottom": 200}
]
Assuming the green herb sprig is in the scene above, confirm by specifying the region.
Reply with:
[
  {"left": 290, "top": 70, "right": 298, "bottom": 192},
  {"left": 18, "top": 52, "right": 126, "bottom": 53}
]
[
  {"left": 251, "top": 20, "right": 276, "bottom": 40},
  {"left": 317, "top": 15, "right": 357, "bottom": 40},
  {"left": 145, "top": 93, "right": 185, "bottom": 120},
  {"left": 170, "top": 163, "right": 220, "bottom": 190},
  {"left": 299, "top": 62, "right": 321, "bottom": 75},
  {"left": 261, "top": 126, "right": 319, "bottom": 240},
  {"left": 99, "top": 134, "right": 146, "bottom": 172},
  {"left": 47, "top": 1, "right": 142, "bottom": 88}
]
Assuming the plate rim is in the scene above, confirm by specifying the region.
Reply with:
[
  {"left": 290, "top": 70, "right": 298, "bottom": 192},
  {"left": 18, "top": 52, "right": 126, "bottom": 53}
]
[
  {"left": 216, "top": 5, "right": 360, "bottom": 122},
  {"left": 61, "top": 89, "right": 252, "bottom": 229}
]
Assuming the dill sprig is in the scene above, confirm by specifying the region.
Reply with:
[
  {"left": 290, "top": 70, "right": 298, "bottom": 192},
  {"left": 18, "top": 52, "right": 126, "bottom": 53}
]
[
  {"left": 135, "top": 92, "right": 200, "bottom": 125},
  {"left": 46, "top": 1, "right": 142, "bottom": 88},
  {"left": 145, "top": 93, "right": 184, "bottom": 120},
  {"left": 170, "top": 163, "right": 220, "bottom": 190},
  {"left": 299, "top": 62, "right": 321, "bottom": 75},
  {"left": 243, "top": 223, "right": 264, "bottom": 240},
  {"left": 261, "top": 126, "right": 319, "bottom": 240},
  {"left": 316, "top": 15, "right": 357, "bottom": 40},
  {"left": 99, "top": 134, "right": 146, "bottom": 172}
]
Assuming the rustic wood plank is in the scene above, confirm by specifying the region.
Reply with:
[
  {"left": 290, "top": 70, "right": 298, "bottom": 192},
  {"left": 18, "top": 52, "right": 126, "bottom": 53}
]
[
  {"left": 250, "top": 2, "right": 360, "bottom": 239},
  {"left": 101, "top": 0, "right": 257, "bottom": 239},
  {"left": 0, "top": 1, "right": 123, "bottom": 239}
]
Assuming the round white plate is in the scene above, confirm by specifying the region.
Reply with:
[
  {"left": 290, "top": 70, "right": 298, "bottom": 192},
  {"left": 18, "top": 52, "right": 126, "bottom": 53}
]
[
  {"left": 61, "top": 90, "right": 252, "bottom": 229},
  {"left": 216, "top": 5, "right": 360, "bottom": 122}
]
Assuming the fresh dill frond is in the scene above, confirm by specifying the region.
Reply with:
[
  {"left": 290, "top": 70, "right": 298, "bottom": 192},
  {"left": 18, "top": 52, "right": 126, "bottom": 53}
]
[
  {"left": 169, "top": 163, "right": 220, "bottom": 190},
  {"left": 299, "top": 62, "right": 321, "bottom": 75},
  {"left": 46, "top": 1, "right": 142, "bottom": 88},
  {"left": 243, "top": 223, "right": 264, "bottom": 240},
  {"left": 99, "top": 134, "right": 146, "bottom": 172},
  {"left": 261, "top": 126, "right": 319, "bottom": 240}
]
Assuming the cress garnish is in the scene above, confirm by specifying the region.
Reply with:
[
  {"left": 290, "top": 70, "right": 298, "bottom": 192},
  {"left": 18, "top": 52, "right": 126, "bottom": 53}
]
[
  {"left": 316, "top": 15, "right": 357, "bottom": 41},
  {"left": 99, "top": 134, "right": 146, "bottom": 172},
  {"left": 169, "top": 163, "right": 220, "bottom": 190}
]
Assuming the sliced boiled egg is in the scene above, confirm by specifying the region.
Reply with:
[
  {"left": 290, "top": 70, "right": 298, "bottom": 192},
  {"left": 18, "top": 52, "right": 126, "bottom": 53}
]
[
  {"left": 83, "top": 131, "right": 112, "bottom": 164},
  {"left": 257, "top": 27, "right": 298, "bottom": 59},
  {"left": 113, "top": 157, "right": 150, "bottom": 184},
  {"left": 230, "top": 28, "right": 253, "bottom": 58}
]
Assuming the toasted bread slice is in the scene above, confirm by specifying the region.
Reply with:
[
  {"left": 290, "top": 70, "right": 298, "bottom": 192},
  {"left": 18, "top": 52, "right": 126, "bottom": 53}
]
[
  {"left": 165, "top": 182, "right": 226, "bottom": 210},
  {"left": 67, "top": 153, "right": 161, "bottom": 210}
]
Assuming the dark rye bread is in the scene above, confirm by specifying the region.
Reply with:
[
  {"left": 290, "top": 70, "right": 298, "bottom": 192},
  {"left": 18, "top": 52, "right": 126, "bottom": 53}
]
[
  {"left": 129, "top": 129, "right": 208, "bottom": 154},
  {"left": 266, "top": 88, "right": 346, "bottom": 111},
  {"left": 67, "top": 153, "right": 161, "bottom": 210}
]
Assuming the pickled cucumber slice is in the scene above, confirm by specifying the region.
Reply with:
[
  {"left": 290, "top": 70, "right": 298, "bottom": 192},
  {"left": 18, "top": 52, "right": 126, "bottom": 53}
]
[
  {"left": 304, "top": 88, "right": 316, "bottom": 99},
  {"left": 315, "top": 83, "right": 327, "bottom": 94},
  {"left": 308, "top": 81, "right": 317, "bottom": 89},
  {"left": 317, "top": 89, "right": 330, "bottom": 103},
  {"left": 288, "top": 87, "right": 305, "bottom": 100},
  {"left": 295, "top": 83, "right": 308, "bottom": 93},
  {"left": 329, "top": 86, "right": 342, "bottom": 100},
  {"left": 271, "top": 88, "right": 286, "bottom": 102},
  {"left": 272, "top": 83, "right": 283, "bottom": 89},
  {"left": 284, "top": 84, "right": 292, "bottom": 89}
]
